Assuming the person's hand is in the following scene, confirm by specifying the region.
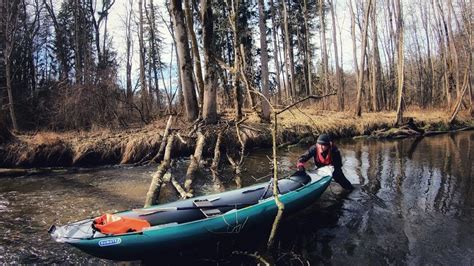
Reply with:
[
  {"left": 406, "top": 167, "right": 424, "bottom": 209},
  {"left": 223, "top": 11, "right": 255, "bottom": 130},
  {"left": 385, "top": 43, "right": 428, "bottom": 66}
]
[{"left": 296, "top": 163, "right": 305, "bottom": 172}]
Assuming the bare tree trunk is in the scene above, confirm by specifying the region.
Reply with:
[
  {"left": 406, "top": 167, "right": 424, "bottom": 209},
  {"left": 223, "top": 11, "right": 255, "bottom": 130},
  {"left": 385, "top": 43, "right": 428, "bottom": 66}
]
[
  {"left": 73, "top": 0, "right": 83, "bottom": 84},
  {"left": 43, "top": 0, "right": 70, "bottom": 82},
  {"left": 446, "top": 0, "right": 461, "bottom": 100},
  {"left": 228, "top": 0, "right": 243, "bottom": 120},
  {"left": 5, "top": 0, "right": 20, "bottom": 131},
  {"left": 349, "top": 0, "right": 359, "bottom": 77},
  {"left": 170, "top": 0, "right": 199, "bottom": 121},
  {"left": 146, "top": 0, "right": 162, "bottom": 111},
  {"left": 184, "top": 0, "right": 204, "bottom": 111},
  {"left": 270, "top": 0, "right": 282, "bottom": 104},
  {"left": 239, "top": 44, "right": 257, "bottom": 111},
  {"left": 354, "top": 0, "right": 372, "bottom": 117},
  {"left": 394, "top": 0, "right": 404, "bottom": 126},
  {"left": 87, "top": 0, "right": 114, "bottom": 67},
  {"left": 125, "top": 0, "right": 134, "bottom": 112},
  {"left": 370, "top": 0, "right": 380, "bottom": 111},
  {"left": 434, "top": 0, "right": 452, "bottom": 108},
  {"left": 282, "top": 0, "right": 295, "bottom": 99},
  {"left": 138, "top": 0, "right": 149, "bottom": 120},
  {"left": 319, "top": 0, "right": 329, "bottom": 104},
  {"left": 258, "top": 0, "right": 270, "bottom": 122},
  {"left": 303, "top": 0, "right": 312, "bottom": 96},
  {"left": 420, "top": 1, "right": 435, "bottom": 107},
  {"left": 201, "top": 0, "right": 218, "bottom": 124},
  {"left": 386, "top": 0, "right": 397, "bottom": 110},
  {"left": 449, "top": 69, "right": 470, "bottom": 124},
  {"left": 330, "top": 0, "right": 343, "bottom": 110}
]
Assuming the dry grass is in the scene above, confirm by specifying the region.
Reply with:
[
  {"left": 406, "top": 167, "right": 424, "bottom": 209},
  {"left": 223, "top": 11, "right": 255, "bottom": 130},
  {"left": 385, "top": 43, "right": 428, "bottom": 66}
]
[
  {"left": 29, "top": 132, "right": 64, "bottom": 146},
  {"left": 1, "top": 108, "right": 471, "bottom": 168},
  {"left": 245, "top": 108, "right": 472, "bottom": 135}
]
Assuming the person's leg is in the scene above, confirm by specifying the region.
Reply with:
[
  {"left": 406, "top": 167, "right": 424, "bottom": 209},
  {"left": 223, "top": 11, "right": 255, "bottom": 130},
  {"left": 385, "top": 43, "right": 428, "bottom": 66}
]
[{"left": 333, "top": 168, "right": 354, "bottom": 190}]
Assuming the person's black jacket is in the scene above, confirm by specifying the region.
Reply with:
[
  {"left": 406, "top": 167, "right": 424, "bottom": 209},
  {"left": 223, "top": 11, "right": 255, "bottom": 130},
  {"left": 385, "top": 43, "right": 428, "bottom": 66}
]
[
  {"left": 297, "top": 144, "right": 354, "bottom": 190},
  {"left": 297, "top": 145, "right": 343, "bottom": 169}
]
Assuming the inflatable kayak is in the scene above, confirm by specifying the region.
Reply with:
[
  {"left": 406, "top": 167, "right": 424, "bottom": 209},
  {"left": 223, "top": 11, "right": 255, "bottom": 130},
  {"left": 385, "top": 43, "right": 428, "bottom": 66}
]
[{"left": 49, "top": 166, "right": 333, "bottom": 261}]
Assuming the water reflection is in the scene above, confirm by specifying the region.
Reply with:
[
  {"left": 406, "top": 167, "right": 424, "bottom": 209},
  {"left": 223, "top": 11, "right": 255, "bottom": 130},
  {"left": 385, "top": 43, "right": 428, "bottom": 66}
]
[{"left": 0, "top": 132, "right": 472, "bottom": 264}]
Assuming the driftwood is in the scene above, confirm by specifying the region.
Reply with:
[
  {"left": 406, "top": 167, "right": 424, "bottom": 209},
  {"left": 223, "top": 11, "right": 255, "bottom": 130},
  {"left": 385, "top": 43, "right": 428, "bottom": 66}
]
[
  {"left": 183, "top": 131, "right": 206, "bottom": 196},
  {"left": 144, "top": 134, "right": 174, "bottom": 207},
  {"left": 150, "top": 115, "right": 173, "bottom": 163}
]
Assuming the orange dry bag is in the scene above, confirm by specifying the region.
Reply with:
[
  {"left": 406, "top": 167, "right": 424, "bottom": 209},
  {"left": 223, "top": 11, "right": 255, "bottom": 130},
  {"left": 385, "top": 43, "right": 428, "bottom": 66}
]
[{"left": 93, "top": 213, "right": 150, "bottom": 235}]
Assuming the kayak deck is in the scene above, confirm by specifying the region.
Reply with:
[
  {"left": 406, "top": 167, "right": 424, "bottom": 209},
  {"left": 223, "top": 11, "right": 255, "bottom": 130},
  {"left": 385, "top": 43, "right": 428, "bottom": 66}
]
[{"left": 49, "top": 167, "right": 334, "bottom": 260}]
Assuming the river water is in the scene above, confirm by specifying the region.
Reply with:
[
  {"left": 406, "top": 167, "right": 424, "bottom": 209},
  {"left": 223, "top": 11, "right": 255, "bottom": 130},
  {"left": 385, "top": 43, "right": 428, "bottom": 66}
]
[{"left": 0, "top": 132, "right": 472, "bottom": 264}]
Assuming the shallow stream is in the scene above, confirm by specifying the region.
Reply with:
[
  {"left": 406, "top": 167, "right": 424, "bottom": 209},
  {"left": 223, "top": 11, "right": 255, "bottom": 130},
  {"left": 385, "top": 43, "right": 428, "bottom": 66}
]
[{"left": 0, "top": 131, "right": 472, "bottom": 264}]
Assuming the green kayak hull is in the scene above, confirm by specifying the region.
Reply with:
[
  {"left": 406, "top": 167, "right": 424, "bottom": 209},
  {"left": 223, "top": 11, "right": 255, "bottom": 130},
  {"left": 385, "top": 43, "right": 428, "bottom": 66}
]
[{"left": 51, "top": 168, "right": 333, "bottom": 261}]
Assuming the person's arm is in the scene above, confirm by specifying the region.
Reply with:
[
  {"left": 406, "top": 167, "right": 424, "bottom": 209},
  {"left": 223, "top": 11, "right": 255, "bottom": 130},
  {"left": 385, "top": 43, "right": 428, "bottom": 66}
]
[{"left": 297, "top": 145, "right": 316, "bottom": 168}]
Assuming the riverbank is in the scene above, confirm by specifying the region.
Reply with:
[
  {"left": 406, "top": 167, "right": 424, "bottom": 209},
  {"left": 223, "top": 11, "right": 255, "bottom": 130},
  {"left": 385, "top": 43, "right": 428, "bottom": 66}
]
[{"left": 0, "top": 109, "right": 472, "bottom": 169}]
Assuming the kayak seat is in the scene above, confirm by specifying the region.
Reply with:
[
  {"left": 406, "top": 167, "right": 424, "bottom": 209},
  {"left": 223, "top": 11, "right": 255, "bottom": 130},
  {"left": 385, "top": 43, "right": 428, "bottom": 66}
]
[{"left": 193, "top": 199, "right": 222, "bottom": 218}]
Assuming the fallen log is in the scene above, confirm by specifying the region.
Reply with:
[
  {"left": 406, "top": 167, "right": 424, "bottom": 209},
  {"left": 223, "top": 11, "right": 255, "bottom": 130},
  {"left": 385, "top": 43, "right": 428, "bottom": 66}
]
[
  {"left": 183, "top": 131, "right": 205, "bottom": 196},
  {"left": 144, "top": 134, "right": 174, "bottom": 207},
  {"left": 150, "top": 115, "right": 173, "bottom": 164}
]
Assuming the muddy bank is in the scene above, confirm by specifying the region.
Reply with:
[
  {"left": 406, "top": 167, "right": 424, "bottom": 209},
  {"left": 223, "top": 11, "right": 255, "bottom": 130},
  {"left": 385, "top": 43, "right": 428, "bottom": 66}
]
[{"left": 0, "top": 111, "right": 472, "bottom": 169}]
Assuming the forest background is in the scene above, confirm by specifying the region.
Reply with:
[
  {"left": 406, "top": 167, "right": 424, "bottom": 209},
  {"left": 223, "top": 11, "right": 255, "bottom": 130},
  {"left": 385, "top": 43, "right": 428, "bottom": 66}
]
[{"left": 0, "top": 0, "right": 472, "bottom": 168}]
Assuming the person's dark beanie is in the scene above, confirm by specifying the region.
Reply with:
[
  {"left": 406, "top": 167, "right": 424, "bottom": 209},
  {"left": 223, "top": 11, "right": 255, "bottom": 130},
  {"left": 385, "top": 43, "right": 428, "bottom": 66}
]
[{"left": 317, "top": 134, "right": 331, "bottom": 145}]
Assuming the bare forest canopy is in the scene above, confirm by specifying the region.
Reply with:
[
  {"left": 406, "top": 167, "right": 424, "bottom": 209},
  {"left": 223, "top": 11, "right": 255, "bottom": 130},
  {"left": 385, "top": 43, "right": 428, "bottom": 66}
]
[{"left": 0, "top": 0, "right": 472, "bottom": 131}]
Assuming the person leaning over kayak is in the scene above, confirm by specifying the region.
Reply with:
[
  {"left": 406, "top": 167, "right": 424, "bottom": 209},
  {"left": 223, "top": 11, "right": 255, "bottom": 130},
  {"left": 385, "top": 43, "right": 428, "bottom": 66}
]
[{"left": 297, "top": 134, "right": 354, "bottom": 190}]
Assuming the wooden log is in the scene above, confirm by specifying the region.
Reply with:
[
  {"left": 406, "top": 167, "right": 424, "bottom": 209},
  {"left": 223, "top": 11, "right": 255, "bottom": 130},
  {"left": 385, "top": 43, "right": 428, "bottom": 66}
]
[
  {"left": 144, "top": 134, "right": 174, "bottom": 207},
  {"left": 150, "top": 115, "right": 173, "bottom": 163},
  {"left": 183, "top": 131, "right": 205, "bottom": 196}
]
